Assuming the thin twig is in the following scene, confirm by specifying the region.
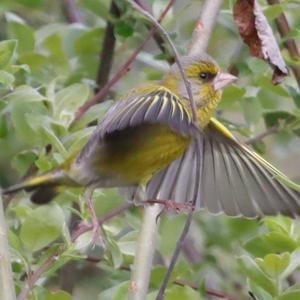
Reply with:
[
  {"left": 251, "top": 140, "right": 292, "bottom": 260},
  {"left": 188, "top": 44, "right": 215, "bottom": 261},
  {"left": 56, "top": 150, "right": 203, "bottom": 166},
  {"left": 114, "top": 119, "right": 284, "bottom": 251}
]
[
  {"left": 18, "top": 255, "right": 56, "bottom": 300},
  {"left": 127, "top": 0, "right": 198, "bottom": 126},
  {"left": 156, "top": 209, "right": 194, "bottom": 300},
  {"left": 267, "top": 0, "right": 300, "bottom": 88},
  {"left": 72, "top": 0, "right": 175, "bottom": 123},
  {"left": 63, "top": 0, "right": 82, "bottom": 23},
  {"left": 174, "top": 279, "right": 243, "bottom": 300},
  {"left": 134, "top": 0, "right": 174, "bottom": 63},
  {"left": 188, "top": 0, "right": 224, "bottom": 55},
  {"left": 71, "top": 202, "right": 132, "bottom": 241},
  {"left": 95, "top": 0, "right": 120, "bottom": 93},
  {"left": 0, "top": 196, "right": 16, "bottom": 300},
  {"left": 245, "top": 125, "right": 279, "bottom": 145},
  {"left": 17, "top": 202, "right": 133, "bottom": 300}
]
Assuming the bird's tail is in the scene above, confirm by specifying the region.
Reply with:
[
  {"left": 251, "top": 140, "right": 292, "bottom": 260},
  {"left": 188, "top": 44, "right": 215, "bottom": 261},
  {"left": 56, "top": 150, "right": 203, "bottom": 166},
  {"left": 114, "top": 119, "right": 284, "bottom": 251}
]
[{"left": 2, "top": 169, "right": 71, "bottom": 204}]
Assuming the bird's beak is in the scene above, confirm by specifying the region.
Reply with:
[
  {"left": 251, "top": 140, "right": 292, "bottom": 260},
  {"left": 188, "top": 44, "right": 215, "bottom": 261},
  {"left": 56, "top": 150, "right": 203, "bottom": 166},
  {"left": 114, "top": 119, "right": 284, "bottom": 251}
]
[{"left": 213, "top": 72, "right": 238, "bottom": 91}]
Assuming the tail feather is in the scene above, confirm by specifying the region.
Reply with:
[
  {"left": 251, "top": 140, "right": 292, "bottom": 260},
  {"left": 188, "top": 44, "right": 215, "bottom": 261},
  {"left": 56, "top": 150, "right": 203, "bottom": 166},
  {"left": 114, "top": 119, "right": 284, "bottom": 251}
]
[{"left": 3, "top": 170, "right": 68, "bottom": 204}]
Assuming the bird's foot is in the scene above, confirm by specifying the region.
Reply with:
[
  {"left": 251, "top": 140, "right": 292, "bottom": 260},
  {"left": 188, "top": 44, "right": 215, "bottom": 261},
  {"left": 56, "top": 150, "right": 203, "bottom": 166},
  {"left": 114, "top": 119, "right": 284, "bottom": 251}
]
[
  {"left": 141, "top": 199, "right": 195, "bottom": 222},
  {"left": 90, "top": 214, "right": 106, "bottom": 248},
  {"left": 83, "top": 187, "right": 106, "bottom": 248}
]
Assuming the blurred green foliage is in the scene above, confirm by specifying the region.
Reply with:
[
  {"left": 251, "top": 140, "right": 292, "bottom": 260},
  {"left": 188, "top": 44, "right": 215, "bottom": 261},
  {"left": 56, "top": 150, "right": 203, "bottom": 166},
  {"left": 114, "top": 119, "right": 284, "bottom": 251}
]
[{"left": 0, "top": 0, "right": 300, "bottom": 299}]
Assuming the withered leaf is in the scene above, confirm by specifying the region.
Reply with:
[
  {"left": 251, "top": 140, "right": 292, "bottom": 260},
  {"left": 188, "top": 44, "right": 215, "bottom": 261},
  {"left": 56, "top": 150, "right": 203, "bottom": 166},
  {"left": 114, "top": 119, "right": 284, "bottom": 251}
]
[{"left": 234, "top": 0, "right": 289, "bottom": 84}]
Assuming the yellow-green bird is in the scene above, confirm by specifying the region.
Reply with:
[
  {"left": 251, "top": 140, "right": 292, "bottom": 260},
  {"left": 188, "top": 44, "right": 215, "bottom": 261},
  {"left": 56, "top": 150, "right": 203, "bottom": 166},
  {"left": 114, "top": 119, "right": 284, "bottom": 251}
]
[{"left": 3, "top": 53, "right": 300, "bottom": 217}]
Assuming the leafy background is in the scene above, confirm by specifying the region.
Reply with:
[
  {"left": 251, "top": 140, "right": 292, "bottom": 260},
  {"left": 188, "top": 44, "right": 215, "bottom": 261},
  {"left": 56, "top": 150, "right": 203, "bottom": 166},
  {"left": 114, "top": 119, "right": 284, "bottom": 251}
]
[{"left": 0, "top": 0, "right": 300, "bottom": 299}]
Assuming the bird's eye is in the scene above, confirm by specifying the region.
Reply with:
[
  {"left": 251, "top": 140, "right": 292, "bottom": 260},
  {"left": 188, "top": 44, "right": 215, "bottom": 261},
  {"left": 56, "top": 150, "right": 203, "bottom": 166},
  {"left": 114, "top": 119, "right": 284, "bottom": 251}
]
[
  {"left": 199, "top": 72, "right": 209, "bottom": 79},
  {"left": 199, "top": 72, "right": 215, "bottom": 81}
]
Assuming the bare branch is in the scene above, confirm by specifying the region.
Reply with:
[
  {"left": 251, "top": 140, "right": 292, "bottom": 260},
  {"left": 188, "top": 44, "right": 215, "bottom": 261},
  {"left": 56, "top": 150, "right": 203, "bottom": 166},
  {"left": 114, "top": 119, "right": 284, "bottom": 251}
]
[
  {"left": 245, "top": 125, "right": 279, "bottom": 145},
  {"left": 174, "top": 279, "right": 243, "bottom": 300},
  {"left": 72, "top": 0, "right": 175, "bottom": 123},
  {"left": 188, "top": 0, "right": 224, "bottom": 55},
  {"left": 128, "top": 204, "right": 162, "bottom": 300},
  {"left": 267, "top": 0, "right": 300, "bottom": 88},
  {"left": 63, "top": 0, "right": 82, "bottom": 23},
  {"left": 0, "top": 196, "right": 16, "bottom": 300},
  {"left": 95, "top": 1, "right": 120, "bottom": 92}
]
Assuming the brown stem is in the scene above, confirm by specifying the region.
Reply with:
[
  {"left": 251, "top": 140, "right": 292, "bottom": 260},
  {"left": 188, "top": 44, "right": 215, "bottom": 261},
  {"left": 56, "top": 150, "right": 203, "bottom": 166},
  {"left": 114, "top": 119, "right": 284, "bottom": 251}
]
[
  {"left": 72, "top": 0, "right": 175, "bottom": 124},
  {"left": 17, "top": 255, "right": 56, "bottom": 300},
  {"left": 17, "top": 202, "right": 133, "bottom": 300},
  {"left": 174, "top": 279, "right": 243, "bottom": 300},
  {"left": 267, "top": 0, "right": 300, "bottom": 88},
  {"left": 95, "top": 1, "right": 120, "bottom": 93},
  {"left": 245, "top": 125, "right": 279, "bottom": 145},
  {"left": 63, "top": 0, "right": 82, "bottom": 23}
]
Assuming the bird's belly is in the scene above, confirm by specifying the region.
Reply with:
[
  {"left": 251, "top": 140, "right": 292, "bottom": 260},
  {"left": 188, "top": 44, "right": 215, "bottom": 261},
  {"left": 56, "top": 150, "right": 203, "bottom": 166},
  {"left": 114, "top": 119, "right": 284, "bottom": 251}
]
[{"left": 91, "top": 124, "right": 191, "bottom": 185}]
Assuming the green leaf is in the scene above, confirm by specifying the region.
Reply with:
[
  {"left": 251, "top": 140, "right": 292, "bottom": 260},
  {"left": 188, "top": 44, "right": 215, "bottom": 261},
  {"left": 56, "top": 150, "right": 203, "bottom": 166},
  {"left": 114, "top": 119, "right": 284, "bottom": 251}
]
[
  {"left": 279, "top": 290, "right": 300, "bottom": 300},
  {"left": 0, "top": 70, "right": 15, "bottom": 89},
  {"left": 117, "top": 230, "right": 138, "bottom": 257},
  {"left": 249, "top": 280, "right": 274, "bottom": 300},
  {"left": 45, "top": 290, "right": 72, "bottom": 300},
  {"left": 53, "top": 83, "right": 90, "bottom": 127},
  {"left": 98, "top": 281, "right": 130, "bottom": 300},
  {"left": 11, "top": 150, "right": 37, "bottom": 175},
  {"left": 41, "top": 127, "right": 68, "bottom": 158},
  {"left": 109, "top": 239, "right": 123, "bottom": 269},
  {"left": 14, "top": 0, "right": 43, "bottom": 8},
  {"left": 7, "top": 87, "right": 48, "bottom": 144},
  {"left": 242, "top": 97, "right": 263, "bottom": 125},
  {"left": 74, "top": 28, "right": 103, "bottom": 56},
  {"left": 264, "top": 110, "right": 297, "bottom": 128},
  {"left": 264, "top": 216, "right": 293, "bottom": 236},
  {"left": 148, "top": 285, "right": 201, "bottom": 300},
  {"left": 256, "top": 76, "right": 289, "bottom": 97},
  {"left": 115, "top": 21, "right": 134, "bottom": 38},
  {"left": 256, "top": 253, "right": 290, "bottom": 278},
  {"left": 218, "top": 85, "right": 246, "bottom": 110},
  {"left": 71, "top": 101, "right": 112, "bottom": 130},
  {"left": 244, "top": 231, "right": 298, "bottom": 257},
  {"left": 263, "top": 4, "right": 284, "bottom": 20},
  {"left": 237, "top": 255, "right": 277, "bottom": 296},
  {"left": 252, "top": 140, "right": 267, "bottom": 154},
  {"left": 0, "top": 40, "right": 17, "bottom": 69},
  {"left": 0, "top": 114, "right": 8, "bottom": 138},
  {"left": 247, "top": 57, "right": 269, "bottom": 74},
  {"left": 20, "top": 204, "right": 65, "bottom": 252},
  {"left": 287, "top": 86, "right": 300, "bottom": 109},
  {"left": 6, "top": 14, "right": 35, "bottom": 54}
]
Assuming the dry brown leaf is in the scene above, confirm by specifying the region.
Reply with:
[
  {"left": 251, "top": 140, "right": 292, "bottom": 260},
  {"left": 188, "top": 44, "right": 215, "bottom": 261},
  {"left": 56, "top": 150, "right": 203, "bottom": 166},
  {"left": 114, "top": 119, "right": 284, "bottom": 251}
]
[{"left": 234, "top": 0, "right": 289, "bottom": 84}]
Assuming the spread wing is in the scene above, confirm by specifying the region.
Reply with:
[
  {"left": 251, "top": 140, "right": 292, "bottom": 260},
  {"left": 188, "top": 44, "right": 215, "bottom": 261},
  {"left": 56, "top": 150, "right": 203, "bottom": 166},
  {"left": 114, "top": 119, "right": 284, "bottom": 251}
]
[
  {"left": 77, "top": 87, "right": 193, "bottom": 163},
  {"left": 121, "top": 119, "right": 300, "bottom": 218}
]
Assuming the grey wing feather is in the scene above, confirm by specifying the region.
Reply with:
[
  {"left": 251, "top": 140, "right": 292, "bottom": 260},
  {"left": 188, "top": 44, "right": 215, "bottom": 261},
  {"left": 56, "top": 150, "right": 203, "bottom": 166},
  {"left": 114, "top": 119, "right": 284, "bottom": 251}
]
[
  {"left": 120, "top": 122, "right": 300, "bottom": 218},
  {"left": 77, "top": 88, "right": 193, "bottom": 164}
]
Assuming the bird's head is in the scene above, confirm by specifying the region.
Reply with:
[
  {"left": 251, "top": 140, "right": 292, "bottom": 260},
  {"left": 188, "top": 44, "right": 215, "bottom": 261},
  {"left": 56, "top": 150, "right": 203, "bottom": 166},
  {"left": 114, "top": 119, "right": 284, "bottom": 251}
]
[{"left": 163, "top": 53, "right": 237, "bottom": 107}]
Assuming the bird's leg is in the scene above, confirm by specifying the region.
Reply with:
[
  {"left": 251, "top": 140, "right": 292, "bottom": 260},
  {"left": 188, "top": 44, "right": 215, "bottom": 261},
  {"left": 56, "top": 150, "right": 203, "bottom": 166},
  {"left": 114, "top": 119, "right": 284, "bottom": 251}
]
[
  {"left": 83, "top": 187, "right": 106, "bottom": 247},
  {"left": 139, "top": 199, "right": 195, "bottom": 223}
]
